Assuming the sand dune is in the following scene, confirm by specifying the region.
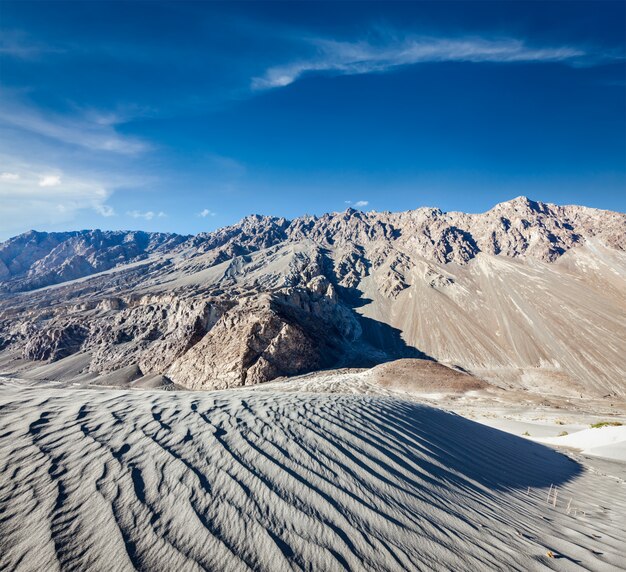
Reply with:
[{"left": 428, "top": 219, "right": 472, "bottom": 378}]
[
  {"left": 367, "top": 358, "right": 488, "bottom": 393},
  {"left": 538, "top": 426, "right": 626, "bottom": 462},
  {"left": 1, "top": 384, "right": 625, "bottom": 571}
]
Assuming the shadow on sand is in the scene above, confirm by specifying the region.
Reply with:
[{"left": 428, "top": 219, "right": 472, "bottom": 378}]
[{"left": 332, "top": 397, "right": 584, "bottom": 492}]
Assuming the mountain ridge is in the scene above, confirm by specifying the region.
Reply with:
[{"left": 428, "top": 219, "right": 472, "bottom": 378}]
[
  {"left": 1, "top": 196, "right": 624, "bottom": 293},
  {"left": 0, "top": 196, "right": 624, "bottom": 396}
]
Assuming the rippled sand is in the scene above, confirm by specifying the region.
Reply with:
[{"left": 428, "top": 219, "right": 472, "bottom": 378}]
[{"left": 1, "top": 385, "right": 625, "bottom": 571}]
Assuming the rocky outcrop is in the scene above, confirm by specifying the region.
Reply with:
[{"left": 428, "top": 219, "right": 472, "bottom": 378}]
[
  {"left": 166, "top": 298, "right": 321, "bottom": 389},
  {"left": 23, "top": 323, "right": 88, "bottom": 362}
]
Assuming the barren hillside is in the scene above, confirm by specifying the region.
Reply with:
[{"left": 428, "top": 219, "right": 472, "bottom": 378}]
[{"left": 0, "top": 197, "right": 624, "bottom": 395}]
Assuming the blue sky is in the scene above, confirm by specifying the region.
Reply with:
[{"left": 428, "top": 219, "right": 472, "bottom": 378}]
[{"left": 0, "top": 1, "right": 624, "bottom": 239}]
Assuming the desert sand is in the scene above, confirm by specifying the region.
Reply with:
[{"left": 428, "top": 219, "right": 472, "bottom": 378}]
[{"left": 1, "top": 378, "right": 625, "bottom": 571}]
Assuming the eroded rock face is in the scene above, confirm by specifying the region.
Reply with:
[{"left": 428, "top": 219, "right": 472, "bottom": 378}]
[
  {"left": 139, "top": 287, "right": 362, "bottom": 389},
  {"left": 23, "top": 323, "right": 88, "bottom": 362},
  {"left": 0, "top": 197, "right": 624, "bottom": 393},
  {"left": 85, "top": 296, "right": 232, "bottom": 375},
  {"left": 2, "top": 276, "right": 368, "bottom": 390}
]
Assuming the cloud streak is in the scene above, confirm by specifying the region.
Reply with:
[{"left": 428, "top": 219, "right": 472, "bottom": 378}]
[
  {"left": 253, "top": 35, "right": 611, "bottom": 89},
  {"left": 0, "top": 31, "right": 65, "bottom": 60},
  {"left": 126, "top": 210, "right": 166, "bottom": 221},
  {"left": 0, "top": 98, "right": 150, "bottom": 155},
  {"left": 94, "top": 204, "right": 116, "bottom": 217},
  {"left": 39, "top": 174, "right": 61, "bottom": 187}
]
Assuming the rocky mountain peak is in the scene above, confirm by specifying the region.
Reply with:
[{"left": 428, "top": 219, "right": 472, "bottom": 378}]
[{"left": 494, "top": 195, "right": 545, "bottom": 213}]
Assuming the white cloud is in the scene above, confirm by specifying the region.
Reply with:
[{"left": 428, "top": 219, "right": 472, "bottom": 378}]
[
  {"left": 127, "top": 210, "right": 154, "bottom": 220},
  {"left": 253, "top": 35, "right": 601, "bottom": 90},
  {"left": 39, "top": 174, "right": 62, "bottom": 187},
  {"left": 0, "top": 98, "right": 149, "bottom": 155},
  {"left": 199, "top": 208, "right": 217, "bottom": 217},
  {"left": 0, "top": 155, "right": 115, "bottom": 237},
  {"left": 94, "top": 204, "right": 116, "bottom": 217},
  {"left": 0, "top": 42, "right": 40, "bottom": 59},
  {"left": 354, "top": 200, "right": 369, "bottom": 207},
  {"left": 126, "top": 210, "right": 165, "bottom": 221}
]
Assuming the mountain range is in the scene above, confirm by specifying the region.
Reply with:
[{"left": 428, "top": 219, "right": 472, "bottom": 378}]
[{"left": 0, "top": 196, "right": 624, "bottom": 396}]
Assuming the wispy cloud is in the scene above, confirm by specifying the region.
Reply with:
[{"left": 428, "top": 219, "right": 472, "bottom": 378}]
[
  {"left": 126, "top": 210, "right": 166, "bottom": 221},
  {"left": 198, "top": 208, "right": 216, "bottom": 217},
  {"left": 345, "top": 200, "right": 369, "bottom": 208},
  {"left": 0, "top": 155, "right": 116, "bottom": 236},
  {"left": 0, "top": 31, "right": 64, "bottom": 60},
  {"left": 94, "top": 204, "right": 116, "bottom": 217},
  {"left": 0, "top": 98, "right": 150, "bottom": 155},
  {"left": 253, "top": 35, "right": 611, "bottom": 90},
  {"left": 39, "top": 174, "right": 61, "bottom": 187}
]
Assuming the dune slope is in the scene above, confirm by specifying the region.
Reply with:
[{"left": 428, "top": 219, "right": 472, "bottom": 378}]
[{"left": 0, "top": 386, "right": 624, "bottom": 571}]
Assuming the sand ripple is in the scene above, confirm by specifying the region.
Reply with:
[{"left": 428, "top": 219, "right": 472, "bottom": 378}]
[{"left": 0, "top": 386, "right": 624, "bottom": 571}]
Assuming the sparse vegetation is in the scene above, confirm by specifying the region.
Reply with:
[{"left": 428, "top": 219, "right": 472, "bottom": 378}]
[
  {"left": 558, "top": 431, "right": 569, "bottom": 437},
  {"left": 555, "top": 420, "right": 565, "bottom": 425},
  {"left": 590, "top": 421, "right": 623, "bottom": 429},
  {"left": 522, "top": 431, "right": 530, "bottom": 436}
]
